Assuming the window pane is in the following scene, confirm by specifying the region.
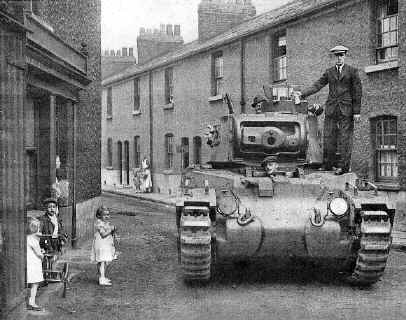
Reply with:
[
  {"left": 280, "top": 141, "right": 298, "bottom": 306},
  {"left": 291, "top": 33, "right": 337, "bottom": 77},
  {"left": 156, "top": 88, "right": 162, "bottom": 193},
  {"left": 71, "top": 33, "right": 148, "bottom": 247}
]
[
  {"left": 389, "top": 31, "right": 397, "bottom": 45},
  {"left": 390, "top": 16, "right": 397, "bottom": 31},
  {"left": 390, "top": 119, "right": 396, "bottom": 133},
  {"left": 215, "top": 56, "right": 223, "bottom": 78},
  {"left": 278, "top": 35, "right": 286, "bottom": 47},
  {"left": 387, "top": 0, "right": 398, "bottom": 15},
  {"left": 382, "top": 18, "right": 389, "bottom": 32},
  {"left": 377, "top": 33, "right": 382, "bottom": 47},
  {"left": 216, "top": 79, "right": 223, "bottom": 95},
  {"left": 382, "top": 33, "right": 390, "bottom": 46}
]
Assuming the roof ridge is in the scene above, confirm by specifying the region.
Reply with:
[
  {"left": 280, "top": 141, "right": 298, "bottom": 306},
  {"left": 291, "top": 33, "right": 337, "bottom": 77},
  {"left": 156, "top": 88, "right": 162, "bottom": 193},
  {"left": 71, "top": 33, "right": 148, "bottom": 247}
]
[{"left": 103, "top": 0, "right": 342, "bottom": 86}]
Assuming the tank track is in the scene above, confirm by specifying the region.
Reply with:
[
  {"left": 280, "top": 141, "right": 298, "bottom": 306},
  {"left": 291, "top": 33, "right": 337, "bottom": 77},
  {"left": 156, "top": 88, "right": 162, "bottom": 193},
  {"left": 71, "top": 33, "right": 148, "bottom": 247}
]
[
  {"left": 179, "top": 206, "right": 213, "bottom": 281},
  {"left": 349, "top": 210, "right": 392, "bottom": 286}
]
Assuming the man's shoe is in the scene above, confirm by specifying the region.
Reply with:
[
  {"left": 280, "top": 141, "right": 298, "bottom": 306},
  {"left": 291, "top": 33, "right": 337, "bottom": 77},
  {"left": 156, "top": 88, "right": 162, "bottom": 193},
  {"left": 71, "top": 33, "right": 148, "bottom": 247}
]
[{"left": 334, "top": 168, "right": 347, "bottom": 175}]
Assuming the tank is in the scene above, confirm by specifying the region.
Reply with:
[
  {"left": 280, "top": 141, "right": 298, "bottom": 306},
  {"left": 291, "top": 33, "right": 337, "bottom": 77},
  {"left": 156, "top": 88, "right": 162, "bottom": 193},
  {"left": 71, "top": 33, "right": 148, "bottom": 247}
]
[{"left": 176, "top": 85, "right": 394, "bottom": 286}]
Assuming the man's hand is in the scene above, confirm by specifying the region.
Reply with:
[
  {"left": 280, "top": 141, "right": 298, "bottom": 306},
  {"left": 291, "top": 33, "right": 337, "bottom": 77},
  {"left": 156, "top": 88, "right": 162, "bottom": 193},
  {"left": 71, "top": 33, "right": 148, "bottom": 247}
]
[
  {"left": 292, "top": 91, "right": 302, "bottom": 98},
  {"left": 292, "top": 91, "right": 302, "bottom": 105},
  {"left": 353, "top": 114, "right": 361, "bottom": 122}
]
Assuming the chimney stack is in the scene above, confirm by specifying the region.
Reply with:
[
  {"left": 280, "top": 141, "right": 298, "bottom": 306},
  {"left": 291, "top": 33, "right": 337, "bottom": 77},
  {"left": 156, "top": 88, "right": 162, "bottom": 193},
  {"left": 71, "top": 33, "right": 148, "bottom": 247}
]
[
  {"left": 198, "top": 0, "right": 256, "bottom": 42},
  {"left": 166, "top": 24, "right": 173, "bottom": 36},
  {"left": 129, "top": 47, "right": 134, "bottom": 57},
  {"left": 110, "top": 50, "right": 115, "bottom": 56},
  {"left": 122, "top": 47, "right": 128, "bottom": 57},
  {"left": 174, "top": 24, "right": 181, "bottom": 36},
  {"left": 137, "top": 23, "right": 184, "bottom": 64}
]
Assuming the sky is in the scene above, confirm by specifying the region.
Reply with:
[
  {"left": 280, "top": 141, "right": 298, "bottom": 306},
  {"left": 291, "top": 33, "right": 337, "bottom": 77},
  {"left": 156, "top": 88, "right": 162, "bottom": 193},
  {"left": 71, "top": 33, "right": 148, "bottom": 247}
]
[{"left": 101, "top": 0, "right": 292, "bottom": 51}]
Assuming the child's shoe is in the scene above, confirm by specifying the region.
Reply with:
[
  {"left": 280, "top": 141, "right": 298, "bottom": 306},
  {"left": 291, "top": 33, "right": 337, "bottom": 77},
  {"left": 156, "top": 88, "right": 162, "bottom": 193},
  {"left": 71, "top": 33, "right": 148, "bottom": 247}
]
[
  {"left": 27, "top": 304, "right": 44, "bottom": 311},
  {"left": 99, "top": 277, "right": 112, "bottom": 286}
]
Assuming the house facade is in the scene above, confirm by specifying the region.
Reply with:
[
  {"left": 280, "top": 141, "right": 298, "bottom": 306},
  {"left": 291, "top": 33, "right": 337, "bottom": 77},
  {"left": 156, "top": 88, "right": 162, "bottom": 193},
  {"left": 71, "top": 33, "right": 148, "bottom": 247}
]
[
  {"left": 101, "top": 0, "right": 405, "bottom": 197},
  {"left": 0, "top": 0, "right": 101, "bottom": 312}
]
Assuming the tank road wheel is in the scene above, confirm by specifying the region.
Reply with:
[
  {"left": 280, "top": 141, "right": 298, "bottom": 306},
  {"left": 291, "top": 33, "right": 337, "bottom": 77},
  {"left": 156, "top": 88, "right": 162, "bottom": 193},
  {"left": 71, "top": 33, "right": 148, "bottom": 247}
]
[
  {"left": 179, "top": 206, "right": 213, "bottom": 282},
  {"left": 349, "top": 210, "right": 392, "bottom": 286}
]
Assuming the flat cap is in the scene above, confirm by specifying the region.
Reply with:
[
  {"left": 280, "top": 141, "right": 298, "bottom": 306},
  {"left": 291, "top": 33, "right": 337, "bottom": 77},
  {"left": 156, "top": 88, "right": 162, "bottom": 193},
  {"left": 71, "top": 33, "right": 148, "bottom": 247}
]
[
  {"left": 43, "top": 197, "right": 58, "bottom": 206},
  {"left": 330, "top": 45, "right": 349, "bottom": 54}
]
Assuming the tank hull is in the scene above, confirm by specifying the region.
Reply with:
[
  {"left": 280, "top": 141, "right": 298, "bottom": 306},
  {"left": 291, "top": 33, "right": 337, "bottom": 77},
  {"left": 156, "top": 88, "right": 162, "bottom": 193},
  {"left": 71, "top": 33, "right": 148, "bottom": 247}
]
[
  {"left": 216, "top": 199, "right": 353, "bottom": 261},
  {"left": 177, "top": 169, "right": 394, "bottom": 285}
]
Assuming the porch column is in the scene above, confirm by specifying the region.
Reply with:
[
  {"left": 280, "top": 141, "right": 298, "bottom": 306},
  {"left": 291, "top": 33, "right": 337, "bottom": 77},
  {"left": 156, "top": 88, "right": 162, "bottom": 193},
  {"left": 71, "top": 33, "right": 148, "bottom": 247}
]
[
  {"left": 49, "top": 94, "right": 56, "bottom": 186},
  {"left": 38, "top": 94, "right": 57, "bottom": 200}
]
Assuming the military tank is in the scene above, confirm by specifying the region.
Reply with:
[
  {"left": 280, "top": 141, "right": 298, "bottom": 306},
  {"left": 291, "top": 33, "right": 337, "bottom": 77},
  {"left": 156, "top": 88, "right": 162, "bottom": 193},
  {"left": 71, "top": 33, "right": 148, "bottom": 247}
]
[{"left": 176, "top": 85, "right": 394, "bottom": 286}]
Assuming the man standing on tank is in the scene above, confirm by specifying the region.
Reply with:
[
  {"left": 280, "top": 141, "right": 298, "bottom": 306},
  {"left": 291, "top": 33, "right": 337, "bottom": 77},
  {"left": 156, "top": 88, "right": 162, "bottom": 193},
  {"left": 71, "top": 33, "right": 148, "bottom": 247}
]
[{"left": 295, "top": 45, "right": 362, "bottom": 175}]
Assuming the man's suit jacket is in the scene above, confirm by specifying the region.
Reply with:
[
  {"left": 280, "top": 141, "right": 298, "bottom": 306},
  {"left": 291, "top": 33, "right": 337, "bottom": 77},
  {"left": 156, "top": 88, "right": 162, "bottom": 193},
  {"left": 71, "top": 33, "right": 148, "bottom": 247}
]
[{"left": 302, "top": 64, "right": 362, "bottom": 117}]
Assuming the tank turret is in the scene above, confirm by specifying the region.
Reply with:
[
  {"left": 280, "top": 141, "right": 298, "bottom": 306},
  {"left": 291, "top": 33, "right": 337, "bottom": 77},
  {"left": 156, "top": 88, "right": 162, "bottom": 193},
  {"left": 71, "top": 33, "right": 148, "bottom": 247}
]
[{"left": 208, "top": 85, "right": 324, "bottom": 169}]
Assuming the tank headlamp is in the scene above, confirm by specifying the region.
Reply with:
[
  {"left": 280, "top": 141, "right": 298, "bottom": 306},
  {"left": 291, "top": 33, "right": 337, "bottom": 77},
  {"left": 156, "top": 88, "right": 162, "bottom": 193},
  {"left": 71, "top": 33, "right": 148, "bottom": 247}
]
[{"left": 329, "top": 198, "right": 348, "bottom": 217}]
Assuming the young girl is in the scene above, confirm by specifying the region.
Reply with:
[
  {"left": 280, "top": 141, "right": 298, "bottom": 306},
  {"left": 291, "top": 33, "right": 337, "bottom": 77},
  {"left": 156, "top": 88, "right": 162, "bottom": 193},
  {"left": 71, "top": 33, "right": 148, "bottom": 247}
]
[
  {"left": 26, "top": 217, "right": 44, "bottom": 311},
  {"left": 91, "top": 206, "right": 117, "bottom": 286},
  {"left": 141, "top": 157, "right": 152, "bottom": 193}
]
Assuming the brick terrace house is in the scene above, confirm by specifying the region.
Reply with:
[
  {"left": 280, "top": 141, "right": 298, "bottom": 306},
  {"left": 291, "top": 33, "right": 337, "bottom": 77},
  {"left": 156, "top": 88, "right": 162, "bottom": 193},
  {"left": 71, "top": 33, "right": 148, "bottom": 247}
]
[
  {"left": 101, "top": 0, "right": 405, "bottom": 198},
  {"left": 0, "top": 0, "right": 101, "bottom": 312}
]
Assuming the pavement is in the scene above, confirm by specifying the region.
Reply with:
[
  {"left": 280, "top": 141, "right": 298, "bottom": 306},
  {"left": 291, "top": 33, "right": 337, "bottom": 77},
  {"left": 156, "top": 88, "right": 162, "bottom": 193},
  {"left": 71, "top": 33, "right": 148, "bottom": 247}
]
[{"left": 6, "top": 185, "right": 406, "bottom": 319}]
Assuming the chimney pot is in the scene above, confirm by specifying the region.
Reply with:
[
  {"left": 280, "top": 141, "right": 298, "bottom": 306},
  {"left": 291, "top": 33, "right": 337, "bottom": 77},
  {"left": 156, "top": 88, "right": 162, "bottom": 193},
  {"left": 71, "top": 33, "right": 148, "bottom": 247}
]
[
  {"left": 166, "top": 24, "right": 173, "bottom": 36},
  {"left": 174, "top": 24, "right": 181, "bottom": 36},
  {"left": 122, "top": 47, "right": 128, "bottom": 56}
]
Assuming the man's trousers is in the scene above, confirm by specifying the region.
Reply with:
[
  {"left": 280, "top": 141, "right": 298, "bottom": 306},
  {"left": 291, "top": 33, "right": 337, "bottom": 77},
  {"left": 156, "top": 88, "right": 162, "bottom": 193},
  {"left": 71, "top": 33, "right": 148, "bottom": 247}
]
[{"left": 323, "top": 114, "right": 354, "bottom": 172}]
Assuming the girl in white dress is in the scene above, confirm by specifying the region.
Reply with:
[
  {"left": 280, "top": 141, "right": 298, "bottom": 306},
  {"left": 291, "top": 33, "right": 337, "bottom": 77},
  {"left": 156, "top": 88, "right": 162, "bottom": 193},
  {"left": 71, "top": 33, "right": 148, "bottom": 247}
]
[
  {"left": 91, "top": 206, "right": 117, "bottom": 286},
  {"left": 141, "top": 157, "right": 152, "bottom": 193},
  {"left": 26, "top": 217, "right": 44, "bottom": 311}
]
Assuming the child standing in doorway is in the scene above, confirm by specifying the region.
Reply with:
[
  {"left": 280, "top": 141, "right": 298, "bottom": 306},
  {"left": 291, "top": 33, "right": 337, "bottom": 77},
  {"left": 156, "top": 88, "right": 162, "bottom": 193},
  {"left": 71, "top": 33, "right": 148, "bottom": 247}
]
[
  {"left": 26, "top": 217, "right": 45, "bottom": 311},
  {"left": 91, "top": 206, "right": 117, "bottom": 286}
]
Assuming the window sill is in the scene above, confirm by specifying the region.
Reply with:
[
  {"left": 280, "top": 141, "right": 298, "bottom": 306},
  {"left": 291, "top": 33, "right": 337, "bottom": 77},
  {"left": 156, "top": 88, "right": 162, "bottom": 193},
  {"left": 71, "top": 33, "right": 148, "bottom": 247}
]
[
  {"left": 374, "top": 181, "right": 400, "bottom": 191},
  {"left": 208, "top": 94, "right": 223, "bottom": 102},
  {"left": 132, "top": 110, "right": 141, "bottom": 116},
  {"left": 106, "top": 115, "right": 113, "bottom": 120},
  {"left": 163, "top": 102, "right": 174, "bottom": 110},
  {"left": 364, "top": 60, "right": 399, "bottom": 74},
  {"left": 106, "top": 166, "right": 114, "bottom": 170}
]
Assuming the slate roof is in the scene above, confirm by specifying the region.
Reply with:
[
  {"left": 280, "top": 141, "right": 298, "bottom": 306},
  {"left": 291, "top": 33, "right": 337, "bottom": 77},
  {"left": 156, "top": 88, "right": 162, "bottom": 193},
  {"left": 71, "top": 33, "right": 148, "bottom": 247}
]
[{"left": 103, "top": 0, "right": 349, "bottom": 86}]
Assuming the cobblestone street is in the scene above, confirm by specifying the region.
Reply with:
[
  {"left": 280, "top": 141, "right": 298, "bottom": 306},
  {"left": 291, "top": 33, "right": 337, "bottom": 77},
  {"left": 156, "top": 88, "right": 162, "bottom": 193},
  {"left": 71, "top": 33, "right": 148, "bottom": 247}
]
[{"left": 19, "top": 194, "right": 406, "bottom": 320}]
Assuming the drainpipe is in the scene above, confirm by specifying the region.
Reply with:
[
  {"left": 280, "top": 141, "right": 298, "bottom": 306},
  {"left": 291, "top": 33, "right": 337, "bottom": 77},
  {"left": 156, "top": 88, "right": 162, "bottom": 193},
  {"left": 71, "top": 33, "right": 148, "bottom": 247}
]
[
  {"left": 71, "top": 102, "right": 77, "bottom": 248},
  {"left": 149, "top": 71, "right": 154, "bottom": 189},
  {"left": 240, "top": 38, "right": 246, "bottom": 114}
]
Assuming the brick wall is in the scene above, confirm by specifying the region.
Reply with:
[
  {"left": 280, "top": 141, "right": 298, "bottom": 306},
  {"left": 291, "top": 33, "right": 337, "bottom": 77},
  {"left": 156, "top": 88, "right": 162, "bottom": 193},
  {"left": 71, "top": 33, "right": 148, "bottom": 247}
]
[
  {"left": 288, "top": 0, "right": 405, "bottom": 189},
  {"left": 40, "top": 0, "right": 102, "bottom": 201},
  {"left": 101, "top": 75, "right": 151, "bottom": 185},
  {"left": 102, "top": 0, "right": 406, "bottom": 192}
]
